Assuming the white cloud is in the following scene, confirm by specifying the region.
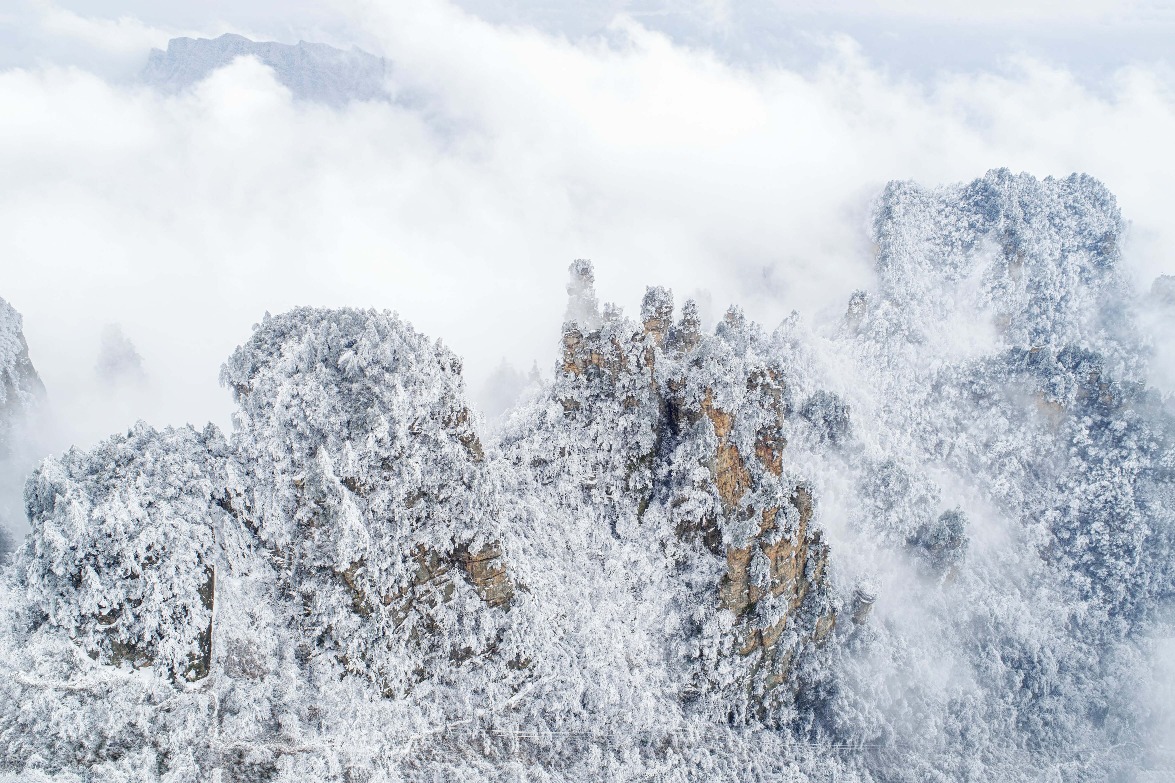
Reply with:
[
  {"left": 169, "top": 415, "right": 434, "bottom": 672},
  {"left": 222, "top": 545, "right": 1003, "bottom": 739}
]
[
  {"left": 0, "top": 0, "right": 1173, "bottom": 460},
  {"left": 806, "top": 0, "right": 1151, "bottom": 22},
  {"left": 34, "top": 4, "right": 173, "bottom": 56},
  {"left": 0, "top": 1, "right": 190, "bottom": 77}
]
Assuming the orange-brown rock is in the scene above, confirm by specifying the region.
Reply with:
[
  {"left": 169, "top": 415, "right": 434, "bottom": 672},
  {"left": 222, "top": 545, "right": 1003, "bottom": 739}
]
[
  {"left": 700, "top": 389, "right": 753, "bottom": 508},
  {"left": 713, "top": 443, "right": 752, "bottom": 508},
  {"left": 719, "top": 545, "right": 755, "bottom": 615},
  {"left": 701, "top": 389, "right": 734, "bottom": 439},
  {"left": 561, "top": 327, "right": 635, "bottom": 381},
  {"left": 349, "top": 541, "right": 516, "bottom": 642},
  {"left": 813, "top": 613, "right": 836, "bottom": 643},
  {"left": 455, "top": 542, "right": 515, "bottom": 608},
  {"left": 715, "top": 487, "right": 833, "bottom": 678},
  {"left": 553, "top": 264, "right": 837, "bottom": 707},
  {"left": 755, "top": 430, "right": 785, "bottom": 477},
  {"left": 641, "top": 287, "right": 673, "bottom": 346}
]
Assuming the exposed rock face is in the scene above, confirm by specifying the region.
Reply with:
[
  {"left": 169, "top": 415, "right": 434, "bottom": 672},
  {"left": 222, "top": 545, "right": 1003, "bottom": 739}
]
[
  {"left": 220, "top": 308, "right": 515, "bottom": 694},
  {"left": 718, "top": 489, "right": 832, "bottom": 666},
  {"left": 533, "top": 268, "right": 838, "bottom": 717},
  {"left": 143, "top": 33, "right": 391, "bottom": 106},
  {"left": 455, "top": 541, "right": 515, "bottom": 608},
  {"left": 13, "top": 307, "right": 525, "bottom": 779},
  {"left": 0, "top": 266, "right": 903, "bottom": 779}
]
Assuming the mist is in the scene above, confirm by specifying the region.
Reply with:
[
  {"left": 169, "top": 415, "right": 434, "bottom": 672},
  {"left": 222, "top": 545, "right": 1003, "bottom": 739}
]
[{"left": 0, "top": 3, "right": 1171, "bottom": 461}]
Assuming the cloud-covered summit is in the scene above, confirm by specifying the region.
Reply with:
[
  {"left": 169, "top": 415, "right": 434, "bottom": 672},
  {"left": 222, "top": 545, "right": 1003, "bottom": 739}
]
[{"left": 142, "top": 32, "right": 390, "bottom": 104}]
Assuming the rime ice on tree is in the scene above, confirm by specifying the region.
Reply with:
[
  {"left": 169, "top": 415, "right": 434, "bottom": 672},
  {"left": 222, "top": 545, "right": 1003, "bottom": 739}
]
[{"left": 2, "top": 172, "right": 1174, "bottom": 783}]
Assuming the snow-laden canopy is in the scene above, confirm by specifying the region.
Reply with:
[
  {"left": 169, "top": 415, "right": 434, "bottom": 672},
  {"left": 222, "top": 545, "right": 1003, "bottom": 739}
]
[{"left": 2, "top": 171, "right": 1173, "bottom": 782}]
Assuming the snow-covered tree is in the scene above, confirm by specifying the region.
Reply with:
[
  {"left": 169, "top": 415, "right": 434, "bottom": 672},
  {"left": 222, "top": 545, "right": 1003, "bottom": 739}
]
[
  {"left": 19, "top": 423, "right": 226, "bottom": 682},
  {"left": 1, "top": 170, "right": 1173, "bottom": 783},
  {"left": 220, "top": 307, "right": 515, "bottom": 696}
]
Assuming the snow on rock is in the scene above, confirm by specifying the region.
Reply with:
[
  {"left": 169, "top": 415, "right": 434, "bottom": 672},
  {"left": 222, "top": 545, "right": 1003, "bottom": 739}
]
[
  {"left": 20, "top": 423, "right": 226, "bottom": 682},
  {"left": 504, "top": 275, "right": 839, "bottom": 724},
  {"left": 0, "top": 296, "right": 43, "bottom": 549},
  {"left": 0, "top": 296, "right": 43, "bottom": 459}
]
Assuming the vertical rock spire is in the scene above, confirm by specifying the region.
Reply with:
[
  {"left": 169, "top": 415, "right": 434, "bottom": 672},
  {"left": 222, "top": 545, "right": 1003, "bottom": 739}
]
[
  {"left": 564, "top": 259, "right": 601, "bottom": 331},
  {"left": 641, "top": 286, "right": 673, "bottom": 346}
]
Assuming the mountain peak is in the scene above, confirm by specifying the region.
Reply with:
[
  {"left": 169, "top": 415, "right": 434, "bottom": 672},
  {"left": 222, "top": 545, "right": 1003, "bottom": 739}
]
[{"left": 142, "top": 34, "right": 391, "bottom": 105}]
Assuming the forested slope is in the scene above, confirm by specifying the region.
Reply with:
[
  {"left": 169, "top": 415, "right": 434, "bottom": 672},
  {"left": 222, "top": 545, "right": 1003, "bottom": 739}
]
[{"left": 1, "top": 170, "right": 1172, "bottom": 782}]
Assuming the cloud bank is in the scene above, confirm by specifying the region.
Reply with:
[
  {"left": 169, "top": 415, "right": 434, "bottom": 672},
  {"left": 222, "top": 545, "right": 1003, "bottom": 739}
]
[{"left": 0, "top": 0, "right": 1172, "bottom": 462}]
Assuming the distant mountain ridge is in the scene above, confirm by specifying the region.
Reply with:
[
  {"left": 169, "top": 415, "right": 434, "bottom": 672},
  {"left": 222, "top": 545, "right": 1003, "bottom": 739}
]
[{"left": 142, "top": 33, "right": 390, "bottom": 105}]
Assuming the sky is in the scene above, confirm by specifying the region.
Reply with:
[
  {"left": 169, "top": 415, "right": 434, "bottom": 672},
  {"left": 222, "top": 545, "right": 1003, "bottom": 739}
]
[{"left": 0, "top": 0, "right": 1173, "bottom": 454}]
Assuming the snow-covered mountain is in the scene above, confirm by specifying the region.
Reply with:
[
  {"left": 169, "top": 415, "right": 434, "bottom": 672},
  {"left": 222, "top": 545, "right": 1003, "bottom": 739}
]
[
  {"left": 1, "top": 170, "right": 1173, "bottom": 781},
  {"left": 142, "top": 34, "right": 390, "bottom": 105},
  {"left": 0, "top": 297, "right": 43, "bottom": 553},
  {"left": 0, "top": 298, "right": 42, "bottom": 454}
]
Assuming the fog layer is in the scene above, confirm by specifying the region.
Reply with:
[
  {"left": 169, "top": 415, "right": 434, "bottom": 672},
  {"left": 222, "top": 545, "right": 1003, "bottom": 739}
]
[{"left": 0, "top": 0, "right": 1172, "bottom": 470}]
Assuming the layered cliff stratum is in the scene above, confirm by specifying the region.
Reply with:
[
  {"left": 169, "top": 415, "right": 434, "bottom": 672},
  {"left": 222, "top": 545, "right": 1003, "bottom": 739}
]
[{"left": 2, "top": 170, "right": 1175, "bottom": 782}]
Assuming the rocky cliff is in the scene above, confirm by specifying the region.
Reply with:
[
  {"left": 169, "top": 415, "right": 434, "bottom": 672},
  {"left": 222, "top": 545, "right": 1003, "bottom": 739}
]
[
  {"left": 506, "top": 262, "right": 839, "bottom": 721},
  {"left": 0, "top": 297, "right": 43, "bottom": 459},
  {"left": 0, "top": 297, "right": 43, "bottom": 551}
]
